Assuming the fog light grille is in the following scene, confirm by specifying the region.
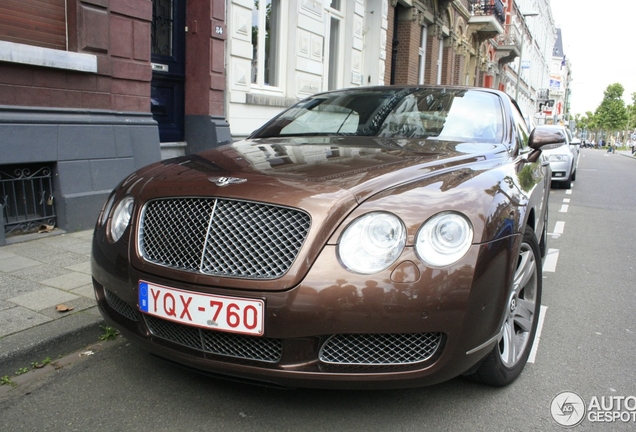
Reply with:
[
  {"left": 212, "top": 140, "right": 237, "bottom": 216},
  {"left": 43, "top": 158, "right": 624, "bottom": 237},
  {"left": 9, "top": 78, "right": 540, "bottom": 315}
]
[
  {"left": 104, "top": 288, "right": 139, "bottom": 322},
  {"left": 144, "top": 315, "right": 282, "bottom": 363},
  {"left": 319, "top": 333, "right": 442, "bottom": 365}
]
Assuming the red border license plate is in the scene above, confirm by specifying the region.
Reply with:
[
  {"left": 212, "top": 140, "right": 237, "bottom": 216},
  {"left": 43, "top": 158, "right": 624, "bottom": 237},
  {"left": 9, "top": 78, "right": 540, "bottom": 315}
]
[{"left": 139, "top": 281, "right": 264, "bottom": 336}]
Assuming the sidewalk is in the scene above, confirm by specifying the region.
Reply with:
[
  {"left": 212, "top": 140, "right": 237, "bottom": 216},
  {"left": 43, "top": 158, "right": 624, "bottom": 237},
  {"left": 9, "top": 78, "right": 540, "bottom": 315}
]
[{"left": 0, "top": 229, "right": 104, "bottom": 376}]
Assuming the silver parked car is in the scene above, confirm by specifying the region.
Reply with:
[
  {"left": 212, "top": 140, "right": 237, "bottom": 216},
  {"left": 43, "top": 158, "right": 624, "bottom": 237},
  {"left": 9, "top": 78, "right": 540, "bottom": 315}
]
[{"left": 541, "top": 125, "right": 579, "bottom": 189}]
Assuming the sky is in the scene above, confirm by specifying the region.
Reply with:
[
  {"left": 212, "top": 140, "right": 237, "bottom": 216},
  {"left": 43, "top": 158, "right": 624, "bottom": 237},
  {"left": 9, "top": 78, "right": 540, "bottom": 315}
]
[{"left": 548, "top": 0, "right": 636, "bottom": 117}]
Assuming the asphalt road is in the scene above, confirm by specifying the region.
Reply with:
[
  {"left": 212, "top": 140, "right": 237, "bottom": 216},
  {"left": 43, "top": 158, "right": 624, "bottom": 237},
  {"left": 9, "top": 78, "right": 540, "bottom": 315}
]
[{"left": 1, "top": 148, "right": 635, "bottom": 431}]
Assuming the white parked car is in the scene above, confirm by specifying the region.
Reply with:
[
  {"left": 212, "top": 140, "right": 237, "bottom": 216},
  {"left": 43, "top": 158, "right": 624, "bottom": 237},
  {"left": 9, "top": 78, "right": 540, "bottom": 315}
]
[{"left": 541, "top": 125, "right": 579, "bottom": 189}]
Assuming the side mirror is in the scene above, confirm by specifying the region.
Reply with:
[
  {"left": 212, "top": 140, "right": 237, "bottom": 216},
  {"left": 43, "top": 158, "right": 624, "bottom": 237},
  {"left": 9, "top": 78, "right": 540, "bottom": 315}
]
[{"left": 528, "top": 125, "right": 567, "bottom": 151}]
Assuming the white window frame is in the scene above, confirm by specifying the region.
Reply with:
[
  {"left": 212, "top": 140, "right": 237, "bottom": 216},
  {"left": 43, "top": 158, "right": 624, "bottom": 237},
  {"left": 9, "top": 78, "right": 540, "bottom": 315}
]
[
  {"left": 436, "top": 37, "right": 444, "bottom": 85},
  {"left": 324, "top": 1, "right": 345, "bottom": 91},
  {"left": 418, "top": 25, "right": 428, "bottom": 84},
  {"left": 251, "top": 0, "right": 283, "bottom": 89}
]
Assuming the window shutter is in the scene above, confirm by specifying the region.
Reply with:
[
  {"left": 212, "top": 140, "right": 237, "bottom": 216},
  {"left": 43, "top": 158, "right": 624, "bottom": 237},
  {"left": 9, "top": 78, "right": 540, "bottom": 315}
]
[{"left": 0, "top": 0, "right": 66, "bottom": 50}]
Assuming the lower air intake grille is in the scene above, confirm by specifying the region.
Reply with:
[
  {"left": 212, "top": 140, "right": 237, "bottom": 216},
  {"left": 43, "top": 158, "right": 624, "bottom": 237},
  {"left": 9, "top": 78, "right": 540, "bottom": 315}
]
[
  {"left": 104, "top": 289, "right": 139, "bottom": 322},
  {"left": 144, "top": 315, "right": 282, "bottom": 363},
  {"left": 319, "top": 333, "right": 442, "bottom": 365}
]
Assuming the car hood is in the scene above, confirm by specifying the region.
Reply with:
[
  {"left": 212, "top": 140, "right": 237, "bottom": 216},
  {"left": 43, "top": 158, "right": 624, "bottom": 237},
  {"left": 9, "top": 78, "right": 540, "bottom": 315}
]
[
  {"left": 138, "top": 136, "right": 507, "bottom": 204},
  {"left": 129, "top": 136, "right": 509, "bottom": 290}
]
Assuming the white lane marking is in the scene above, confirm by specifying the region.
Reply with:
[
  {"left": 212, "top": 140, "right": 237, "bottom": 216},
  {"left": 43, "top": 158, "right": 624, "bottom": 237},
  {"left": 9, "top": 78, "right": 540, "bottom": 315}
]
[
  {"left": 559, "top": 204, "right": 569, "bottom": 213},
  {"left": 563, "top": 198, "right": 571, "bottom": 203},
  {"left": 553, "top": 221, "right": 565, "bottom": 235},
  {"left": 528, "top": 305, "right": 548, "bottom": 364},
  {"left": 565, "top": 190, "right": 573, "bottom": 195},
  {"left": 543, "top": 248, "right": 559, "bottom": 272}
]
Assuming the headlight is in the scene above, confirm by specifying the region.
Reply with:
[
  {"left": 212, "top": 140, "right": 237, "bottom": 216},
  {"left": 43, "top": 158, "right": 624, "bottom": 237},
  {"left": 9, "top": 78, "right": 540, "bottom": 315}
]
[
  {"left": 109, "top": 196, "right": 135, "bottom": 242},
  {"left": 339, "top": 212, "right": 406, "bottom": 274},
  {"left": 548, "top": 154, "right": 567, "bottom": 161},
  {"left": 97, "top": 192, "right": 116, "bottom": 228},
  {"left": 415, "top": 212, "right": 473, "bottom": 267}
]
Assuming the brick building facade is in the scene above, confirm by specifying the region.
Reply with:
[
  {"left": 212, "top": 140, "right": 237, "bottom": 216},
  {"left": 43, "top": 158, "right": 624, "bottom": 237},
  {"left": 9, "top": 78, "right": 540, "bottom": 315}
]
[
  {"left": 1, "top": 0, "right": 556, "bottom": 240},
  {"left": 0, "top": 0, "right": 228, "bottom": 237}
]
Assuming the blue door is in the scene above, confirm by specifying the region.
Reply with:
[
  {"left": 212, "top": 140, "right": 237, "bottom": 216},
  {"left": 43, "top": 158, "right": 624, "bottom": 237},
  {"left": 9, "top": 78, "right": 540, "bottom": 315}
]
[{"left": 151, "top": 0, "right": 185, "bottom": 142}]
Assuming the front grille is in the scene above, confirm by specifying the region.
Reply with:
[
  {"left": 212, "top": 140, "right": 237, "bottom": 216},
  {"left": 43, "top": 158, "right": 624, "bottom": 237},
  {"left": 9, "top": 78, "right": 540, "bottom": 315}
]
[
  {"left": 104, "top": 288, "right": 139, "bottom": 322},
  {"left": 144, "top": 315, "right": 283, "bottom": 363},
  {"left": 319, "top": 333, "right": 442, "bottom": 365},
  {"left": 139, "top": 198, "right": 311, "bottom": 279}
]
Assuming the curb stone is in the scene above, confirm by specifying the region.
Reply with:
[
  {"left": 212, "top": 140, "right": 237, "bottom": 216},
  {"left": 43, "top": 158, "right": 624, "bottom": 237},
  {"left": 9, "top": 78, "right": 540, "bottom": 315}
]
[{"left": 0, "top": 310, "right": 104, "bottom": 377}]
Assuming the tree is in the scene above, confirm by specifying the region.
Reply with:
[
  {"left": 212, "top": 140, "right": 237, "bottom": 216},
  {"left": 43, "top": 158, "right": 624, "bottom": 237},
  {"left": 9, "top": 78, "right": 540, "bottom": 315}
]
[
  {"left": 627, "top": 92, "right": 636, "bottom": 136},
  {"left": 595, "top": 83, "right": 628, "bottom": 142},
  {"left": 575, "top": 111, "right": 597, "bottom": 141}
]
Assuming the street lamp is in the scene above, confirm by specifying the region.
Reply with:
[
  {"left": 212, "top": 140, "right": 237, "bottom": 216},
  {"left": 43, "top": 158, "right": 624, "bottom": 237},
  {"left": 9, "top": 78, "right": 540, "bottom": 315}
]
[{"left": 514, "top": 11, "right": 539, "bottom": 102}]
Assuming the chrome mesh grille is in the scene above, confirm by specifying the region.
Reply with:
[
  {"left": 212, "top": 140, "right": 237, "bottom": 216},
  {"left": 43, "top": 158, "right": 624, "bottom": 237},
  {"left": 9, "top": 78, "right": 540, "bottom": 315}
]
[
  {"left": 319, "top": 333, "right": 442, "bottom": 365},
  {"left": 104, "top": 288, "right": 139, "bottom": 322},
  {"left": 144, "top": 315, "right": 282, "bottom": 363},
  {"left": 139, "top": 198, "right": 310, "bottom": 279}
]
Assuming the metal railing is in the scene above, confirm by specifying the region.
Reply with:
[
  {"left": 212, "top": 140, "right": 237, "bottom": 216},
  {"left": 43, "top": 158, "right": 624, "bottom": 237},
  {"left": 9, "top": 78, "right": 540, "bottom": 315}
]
[
  {"left": 0, "top": 164, "right": 56, "bottom": 237},
  {"left": 496, "top": 24, "right": 522, "bottom": 49},
  {"left": 469, "top": 0, "right": 506, "bottom": 25}
]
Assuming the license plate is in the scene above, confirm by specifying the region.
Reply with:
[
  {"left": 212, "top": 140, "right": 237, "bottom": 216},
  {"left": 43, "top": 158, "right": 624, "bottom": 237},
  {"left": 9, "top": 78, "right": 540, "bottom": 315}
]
[{"left": 138, "top": 281, "right": 264, "bottom": 336}]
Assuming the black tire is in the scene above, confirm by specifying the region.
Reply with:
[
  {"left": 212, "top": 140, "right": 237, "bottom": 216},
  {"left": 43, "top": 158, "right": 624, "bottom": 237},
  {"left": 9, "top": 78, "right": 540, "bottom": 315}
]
[
  {"left": 563, "top": 176, "right": 572, "bottom": 189},
  {"left": 469, "top": 225, "right": 542, "bottom": 386},
  {"left": 571, "top": 169, "right": 576, "bottom": 181}
]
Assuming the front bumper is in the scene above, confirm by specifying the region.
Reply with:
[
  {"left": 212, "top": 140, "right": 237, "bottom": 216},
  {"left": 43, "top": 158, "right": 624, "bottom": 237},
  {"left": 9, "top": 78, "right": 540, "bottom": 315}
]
[
  {"left": 549, "top": 159, "right": 572, "bottom": 181},
  {"left": 91, "top": 233, "right": 520, "bottom": 389}
]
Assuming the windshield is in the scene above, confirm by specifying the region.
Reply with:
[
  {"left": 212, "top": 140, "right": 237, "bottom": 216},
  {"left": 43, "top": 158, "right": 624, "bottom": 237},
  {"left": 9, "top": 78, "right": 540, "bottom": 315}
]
[{"left": 252, "top": 88, "right": 504, "bottom": 143}]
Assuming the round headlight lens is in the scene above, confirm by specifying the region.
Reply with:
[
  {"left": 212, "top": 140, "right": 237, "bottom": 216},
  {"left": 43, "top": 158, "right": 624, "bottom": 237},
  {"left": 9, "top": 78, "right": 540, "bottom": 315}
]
[
  {"left": 109, "top": 196, "right": 134, "bottom": 242},
  {"left": 339, "top": 212, "right": 406, "bottom": 274},
  {"left": 415, "top": 212, "right": 473, "bottom": 267}
]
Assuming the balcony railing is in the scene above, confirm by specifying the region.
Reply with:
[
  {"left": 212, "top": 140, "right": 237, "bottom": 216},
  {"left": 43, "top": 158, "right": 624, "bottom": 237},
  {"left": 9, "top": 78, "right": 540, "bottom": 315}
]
[
  {"left": 496, "top": 24, "right": 521, "bottom": 49},
  {"left": 469, "top": 0, "right": 506, "bottom": 26}
]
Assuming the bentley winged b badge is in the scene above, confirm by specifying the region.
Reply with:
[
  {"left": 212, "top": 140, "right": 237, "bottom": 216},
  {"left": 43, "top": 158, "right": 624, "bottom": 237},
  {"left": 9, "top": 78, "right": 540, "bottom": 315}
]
[{"left": 208, "top": 176, "right": 247, "bottom": 187}]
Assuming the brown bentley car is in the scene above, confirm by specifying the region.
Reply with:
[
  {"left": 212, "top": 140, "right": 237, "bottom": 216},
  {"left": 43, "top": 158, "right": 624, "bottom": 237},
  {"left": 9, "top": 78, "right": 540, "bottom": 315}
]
[{"left": 91, "top": 86, "right": 563, "bottom": 389}]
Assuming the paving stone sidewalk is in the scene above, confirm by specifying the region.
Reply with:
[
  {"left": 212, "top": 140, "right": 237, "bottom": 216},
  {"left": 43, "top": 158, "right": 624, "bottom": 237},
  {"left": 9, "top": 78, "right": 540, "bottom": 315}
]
[{"left": 0, "top": 229, "right": 104, "bottom": 375}]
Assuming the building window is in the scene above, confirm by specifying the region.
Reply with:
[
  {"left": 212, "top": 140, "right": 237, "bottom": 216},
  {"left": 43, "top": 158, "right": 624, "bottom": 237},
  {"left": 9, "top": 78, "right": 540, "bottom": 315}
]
[
  {"left": 325, "top": 1, "right": 344, "bottom": 91},
  {"left": 418, "top": 25, "right": 428, "bottom": 84},
  {"left": 436, "top": 37, "right": 444, "bottom": 85},
  {"left": 252, "top": 0, "right": 280, "bottom": 87}
]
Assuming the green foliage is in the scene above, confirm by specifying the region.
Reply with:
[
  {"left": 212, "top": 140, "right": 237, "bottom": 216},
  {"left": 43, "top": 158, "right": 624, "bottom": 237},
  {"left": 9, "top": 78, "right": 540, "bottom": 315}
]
[
  {"left": 99, "top": 325, "right": 120, "bottom": 341},
  {"left": 0, "top": 375, "right": 16, "bottom": 387},
  {"left": 627, "top": 92, "right": 636, "bottom": 130},
  {"left": 575, "top": 111, "right": 598, "bottom": 137},
  {"left": 594, "top": 83, "right": 628, "bottom": 133},
  {"left": 31, "top": 357, "right": 52, "bottom": 369}
]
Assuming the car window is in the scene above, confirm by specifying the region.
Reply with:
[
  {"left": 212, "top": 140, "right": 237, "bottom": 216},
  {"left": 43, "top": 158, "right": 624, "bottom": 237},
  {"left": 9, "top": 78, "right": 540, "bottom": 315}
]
[
  {"left": 253, "top": 88, "right": 504, "bottom": 143},
  {"left": 432, "top": 92, "right": 503, "bottom": 143},
  {"left": 511, "top": 104, "right": 530, "bottom": 151},
  {"left": 280, "top": 105, "right": 360, "bottom": 135}
]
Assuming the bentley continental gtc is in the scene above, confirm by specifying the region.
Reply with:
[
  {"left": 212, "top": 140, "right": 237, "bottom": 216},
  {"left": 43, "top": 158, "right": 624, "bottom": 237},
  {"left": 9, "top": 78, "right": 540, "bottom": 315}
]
[{"left": 91, "top": 86, "right": 563, "bottom": 389}]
